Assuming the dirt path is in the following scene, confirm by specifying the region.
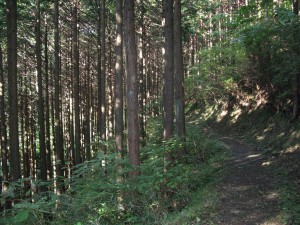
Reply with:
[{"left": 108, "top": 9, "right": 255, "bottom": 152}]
[{"left": 212, "top": 135, "right": 283, "bottom": 225}]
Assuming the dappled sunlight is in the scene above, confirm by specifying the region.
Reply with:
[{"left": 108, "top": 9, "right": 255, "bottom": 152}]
[
  {"left": 284, "top": 144, "right": 300, "bottom": 153},
  {"left": 231, "top": 185, "right": 252, "bottom": 192},
  {"left": 212, "top": 135, "right": 283, "bottom": 225},
  {"left": 265, "top": 191, "right": 279, "bottom": 200},
  {"left": 262, "top": 161, "right": 272, "bottom": 166},
  {"left": 246, "top": 154, "right": 260, "bottom": 159},
  {"left": 230, "top": 108, "right": 242, "bottom": 124},
  {"left": 216, "top": 110, "right": 228, "bottom": 122},
  {"left": 257, "top": 135, "right": 266, "bottom": 141}
]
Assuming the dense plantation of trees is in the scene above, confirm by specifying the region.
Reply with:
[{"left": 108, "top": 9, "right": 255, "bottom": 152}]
[{"left": 0, "top": 0, "right": 299, "bottom": 224}]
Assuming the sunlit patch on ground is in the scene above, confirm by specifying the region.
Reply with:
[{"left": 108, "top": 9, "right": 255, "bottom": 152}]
[
  {"left": 246, "top": 154, "right": 260, "bottom": 158},
  {"left": 265, "top": 191, "right": 279, "bottom": 200},
  {"left": 262, "top": 161, "right": 272, "bottom": 166}
]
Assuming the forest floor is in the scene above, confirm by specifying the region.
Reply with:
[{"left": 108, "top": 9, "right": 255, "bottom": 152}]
[{"left": 211, "top": 134, "right": 283, "bottom": 225}]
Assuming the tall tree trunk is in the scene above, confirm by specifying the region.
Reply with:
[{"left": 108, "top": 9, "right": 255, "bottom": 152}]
[
  {"left": 174, "top": 0, "right": 185, "bottom": 139},
  {"left": 163, "top": 0, "right": 174, "bottom": 140},
  {"left": 138, "top": 0, "right": 146, "bottom": 146},
  {"left": 44, "top": 14, "right": 52, "bottom": 179},
  {"left": 292, "top": 0, "right": 300, "bottom": 120},
  {"left": 54, "top": 0, "right": 65, "bottom": 194},
  {"left": 101, "top": 0, "right": 107, "bottom": 148},
  {"left": 35, "top": 0, "right": 47, "bottom": 185},
  {"left": 115, "top": 0, "right": 124, "bottom": 210},
  {"left": 97, "top": 1, "right": 102, "bottom": 139},
  {"left": 0, "top": 44, "right": 9, "bottom": 208},
  {"left": 6, "top": 0, "right": 21, "bottom": 182},
  {"left": 73, "top": 0, "right": 81, "bottom": 164},
  {"left": 108, "top": 35, "right": 114, "bottom": 138},
  {"left": 124, "top": 0, "right": 140, "bottom": 177},
  {"left": 85, "top": 43, "right": 91, "bottom": 161},
  {"left": 115, "top": 0, "right": 124, "bottom": 156}
]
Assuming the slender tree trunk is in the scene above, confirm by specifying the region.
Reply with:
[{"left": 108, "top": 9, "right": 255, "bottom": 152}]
[
  {"left": 101, "top": 0, "right": 107, "bottom": 148},
  {"left": 124, "top": 0, "right": 140, "bottom": 177},
  {"left": 22, "top": 75, "right": 30, "bottom": 195},
  {"left": 138, "top": 0, "right": 146, "bottom": 146},
  {"left": 54, "top": 0, "right": 65, "bottom": 194},
  {"left": 44, "top": 14, "right": 52, "bottom": 179},
  {"left": 174, "top": 0, "right": 185, "bottom": 139},
  {"left": 108, "top": 35, "right": 114, "bottom": 138},
  {"left": 35, "top": 0, "right": 47, "bottom": 185},
  {"left": 0, "top": 44, "right": 9, "bottom": 208},
  {"left": 115, "top": 0, "right": 124, "bottom": 157},
  {"left": 292, "top": 0, "right": 300, "bottom": 120},
  {"left": 85, "top": 43, "right": 91, "bottom": 161},
  {"left": 97, "top": 1, "right": 102, "bottom": 138},
  {"left": 6, "top": 0, "right": 21, "bottom": 182},
  {"left": 163, "top": 0, "right": 174, "bottom": 140},
  {"left": 73, "top": 0, "right": 81, "bottom": 164}
]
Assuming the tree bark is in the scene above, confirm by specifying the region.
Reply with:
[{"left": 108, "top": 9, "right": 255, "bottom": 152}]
[
  {"left": 0, "top": 44, "right": 9, "bottom": 208},
  {"left": 6, "top": 0, "right": 21, "bottom": 182},
  {"left": 174, "top": 0, "right": 185, "bottom": 138},
  {"left": 124, "top": 0, "right": 140, "bottom": 177},
  {"left": 138, "top": 0, "right": 146, "bottom": 146},
  {"left": 73, "top": 0, "right": 82, "bottom": 164},
  {"left": 35, "top": 0, "right": 47, "bottom": 184},
  {"left": 100, "top": 0, "right": 107, "bottom": 148},
  {"left": 115, "top": 0, "right": 124, "bottom": 156},
  {"left": 54, "top": 0, "right": 65, "bottom": 194},
  {"left": 292, "top": 0, "right": 300, "bottom": 120},
  {"left": 85, "top": 43, "right": 91, "bottom": 161},
  {"left": 163, "top": 0, "right": 174, "bottom": 140},
  {"left": 44, "top": 13, "right": 52, "bottom": 179}
]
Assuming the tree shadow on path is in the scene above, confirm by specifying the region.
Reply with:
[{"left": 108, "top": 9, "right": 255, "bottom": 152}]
[{"left": 212, "top": 136, "right": 283, "bottom": 225}]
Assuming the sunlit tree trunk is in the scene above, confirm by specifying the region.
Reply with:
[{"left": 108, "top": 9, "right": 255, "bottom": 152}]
[
  {"left": 115, "top": 0, "right": 124, "bottom": 206},
  {"left": 124, "top": 0, "right": 140, "bottom": 177},
  {"left": 138, "top": 0, "right": 146, "bottom": 146},
  {"left": 115, "top": 0, "right": 124, "bottom": 155}
]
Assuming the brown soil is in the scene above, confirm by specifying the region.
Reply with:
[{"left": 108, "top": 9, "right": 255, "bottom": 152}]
[{"left": 212, "top": 136, "right": 283, "bottom": 225}]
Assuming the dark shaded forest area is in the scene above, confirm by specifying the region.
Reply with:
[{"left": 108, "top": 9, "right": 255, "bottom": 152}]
[{"left": 0, "top": 0, "right": 299, "bottom": 224}]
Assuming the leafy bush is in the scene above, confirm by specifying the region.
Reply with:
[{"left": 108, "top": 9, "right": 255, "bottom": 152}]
[{"left": 0, "top": 117, "right": 228, "bottom": 225}]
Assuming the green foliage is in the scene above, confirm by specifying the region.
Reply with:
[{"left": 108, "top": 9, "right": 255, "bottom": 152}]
[
  {"left": 1, "top": 117, "right": 228, "bottom": 225},
  {"left": 281, "top": 183, "right": 300, "bottom": 224},
  {"left": 186, "top": 41, "right": 247, "bottom": 106},
  {"left": 186, "top": 5, "right": 300, "bottom": 114}
]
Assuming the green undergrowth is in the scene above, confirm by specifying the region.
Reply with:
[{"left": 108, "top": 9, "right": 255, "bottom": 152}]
[
  {"left": 0, "top": 115, "right": 228, "bottom": 225},
  {"left": 201, "top": 104, "right": 300, "bottom": 224}
]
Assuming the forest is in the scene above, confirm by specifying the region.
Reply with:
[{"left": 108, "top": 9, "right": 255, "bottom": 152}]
[{"left": 0, "top": 0, "right": 299, "bottom": 224}]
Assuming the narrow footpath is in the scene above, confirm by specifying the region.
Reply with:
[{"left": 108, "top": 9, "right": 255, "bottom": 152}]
[{"left": 212, "top": 136, "right": 283, "bottom": 225}]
